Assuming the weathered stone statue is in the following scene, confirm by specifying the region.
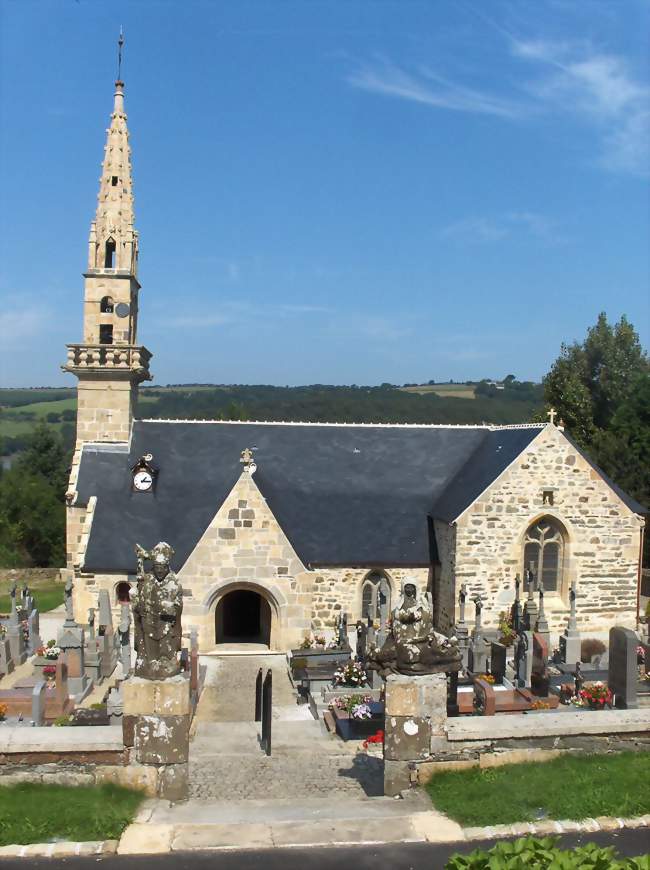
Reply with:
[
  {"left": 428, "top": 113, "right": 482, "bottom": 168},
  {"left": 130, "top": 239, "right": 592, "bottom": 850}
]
[
  {"left": 368, "top": 582, "right": 461, "bottom": 677},
  {"left": 132, "top": 542, "right": 183, "bottom": 680}
]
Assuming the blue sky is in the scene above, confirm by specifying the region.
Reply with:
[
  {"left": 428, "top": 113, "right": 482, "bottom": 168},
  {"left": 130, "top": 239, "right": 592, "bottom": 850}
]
[{"left": 1, "top": 0, "right": 648, "bottom": 387}]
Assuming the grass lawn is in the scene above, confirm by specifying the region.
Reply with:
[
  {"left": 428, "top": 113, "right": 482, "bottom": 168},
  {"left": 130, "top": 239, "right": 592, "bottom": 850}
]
[
  {"left": 0, "top": 578, "right": 64, "bottom": 614},
  {"left": 426, "top": 752, "right": 650, "bottom": 827},
  {"left": 0, "top": 783, "right": 144, "bottom": 846}
]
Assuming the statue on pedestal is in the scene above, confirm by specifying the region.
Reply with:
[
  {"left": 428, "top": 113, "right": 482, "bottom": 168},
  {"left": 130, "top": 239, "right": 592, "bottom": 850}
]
[
  {"left": 132, "top": 542, "right": 183, "bottom": 680},
  {"left": 368, "top": 582, "right": 461, "bottom": 677}
]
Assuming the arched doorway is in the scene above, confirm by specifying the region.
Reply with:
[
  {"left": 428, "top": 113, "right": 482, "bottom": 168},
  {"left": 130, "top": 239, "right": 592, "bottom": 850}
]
[{"left": 215, "top": 589, "right": 271, "bottom": 646}]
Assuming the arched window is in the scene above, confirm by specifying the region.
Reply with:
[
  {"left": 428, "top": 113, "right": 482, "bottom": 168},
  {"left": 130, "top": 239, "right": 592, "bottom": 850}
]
[
  {"left": 361, "top": 571, "right": 391, "bottom": 621},
  {"left": 523, "top": 517, "right": 565, "bottom": 593},
  {"left": 115, "top": 582, "right": 131, "bottom": 604},
  {"left": 100, "top": 296, "right": 114, "bottom": 313},
  {"left": 104, "top": 238, "right": 116, "bottom": 268}
]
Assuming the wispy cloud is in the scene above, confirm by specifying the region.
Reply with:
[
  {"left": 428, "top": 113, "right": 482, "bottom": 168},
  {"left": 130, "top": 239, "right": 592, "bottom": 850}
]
[
  {"left": 348, "top": 60, "right": 525, "bottom": 120},
  {"left": 441, "top": 211, "right": 563, "bottom": 244},
  {"left": 511, "top": 38, "right": 649, "bottom": 174},
  {"left": 348, "top": 32, "right": 649, "bottom": 176},
  {"left": 157, "top": 300, "right": 333, "bottom": 330}
]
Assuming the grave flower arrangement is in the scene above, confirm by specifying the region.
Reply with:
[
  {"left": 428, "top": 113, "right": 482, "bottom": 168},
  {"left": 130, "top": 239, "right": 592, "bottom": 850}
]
[
  {"left": 498, "top": 611, "right": 516, "bottom": 647},
  {"left": 21, "top": 619, "right": 29, "bottom": 644},
  {"left": 37, "top": 640, "right": 60, "bottom": 660},
  {"left": 476, "top": 673, "right": 495, "bottom": 684},
  {"left": 333, "top": 660, "right": 367, "bottom": 687},
  {"left": 0, "top": 703, "right": 7, "bottom": 721},
  {"left": 576, "top": 681, "right": 613, "bottom": 709},
  {"left": 637, "top": 645, "right": 645, "bottom": 665},
  {"left": 42, "top": 665, "right": 57, "bottom": 680},
  {"left": 330, "top": 693, "right": 373, "bottom": 719}
]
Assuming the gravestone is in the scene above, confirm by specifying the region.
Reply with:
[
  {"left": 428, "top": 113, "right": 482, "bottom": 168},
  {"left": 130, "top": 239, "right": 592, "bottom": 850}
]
[
  {"left": 118, "top": 603, "right": 132, "bottom": 677},
  {"left": 97, "top": 589, "right": 118, "bottom": 678},
  {"left": 522, "top": 567, "right": 538, "bottom": 631},
  {"left": 560, "top": 582, "right": 581, "bottom": 665},
  {"left": 0, "top": 638, "right": 15, "bottom": 676},
  {"left": 468, "top": 594, "right": 488, "bottom": 674},
  {"left": 27, "top": 609, "right": 43, "bottom": 655},
  {"left": 454, "top": 584, "right": 470, "bottom": 669},
  {"left": 510, "top": 575, "right": 522, "bottom": 633},
  {"left": 57, "top": 578, "right": 91, "bottom": 700},
  {"left": 534, "top": 583, "right": 550, "bottom": 652},
  {"left": 7, "top": 585, "right": 27, "bottom": 666},
  {"left": 490, "top": 641, "right": 507, "bottom": 685},
  {"left": 515, "top": 629, "right": 533, "bottom": 688},
  {"left": 376, "top": 578, "right": 390, "bottom": 648},
  {"left": 355, "top": 620, "right": 368, "bottom": 661},
  {"left": 31, "top": 681, "right": 47, "bottom": 727},
  {"left": 531, "top": 632, "right": 550, "bottom": 697},
  {"left": 608, "top": 626, "right": 638, "bottom": 709}
]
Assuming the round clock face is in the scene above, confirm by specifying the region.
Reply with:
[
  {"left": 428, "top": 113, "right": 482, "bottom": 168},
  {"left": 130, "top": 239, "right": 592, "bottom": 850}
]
[{"left": 133, "top": 470, "right": 153, "bottom": 492}]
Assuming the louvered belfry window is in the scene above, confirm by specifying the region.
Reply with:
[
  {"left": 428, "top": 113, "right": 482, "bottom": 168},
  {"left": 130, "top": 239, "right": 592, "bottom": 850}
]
[{"left": 523, "top": 518, "right": 564, "bottom": 593}]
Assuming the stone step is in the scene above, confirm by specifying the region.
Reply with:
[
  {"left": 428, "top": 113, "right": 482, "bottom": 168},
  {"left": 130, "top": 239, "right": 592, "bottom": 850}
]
[{"left": 188, "top": 752, "right": 384, "bottom": 800}]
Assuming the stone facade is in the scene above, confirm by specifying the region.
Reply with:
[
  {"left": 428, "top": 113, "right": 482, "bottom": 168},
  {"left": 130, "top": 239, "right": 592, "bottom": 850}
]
[{"left": 438, "top": 425, "right": 643, "bottom": 634}]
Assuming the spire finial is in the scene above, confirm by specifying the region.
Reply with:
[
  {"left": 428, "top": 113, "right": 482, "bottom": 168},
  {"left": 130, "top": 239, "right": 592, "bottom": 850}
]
[{"left": 117, "top": 26, "right": 125, "bottom": 82}]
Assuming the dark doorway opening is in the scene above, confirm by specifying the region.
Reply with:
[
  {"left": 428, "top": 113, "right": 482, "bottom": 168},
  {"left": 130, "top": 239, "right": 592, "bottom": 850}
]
[{"left": 215, "top": 589, "right": 271, "bottom": 646}]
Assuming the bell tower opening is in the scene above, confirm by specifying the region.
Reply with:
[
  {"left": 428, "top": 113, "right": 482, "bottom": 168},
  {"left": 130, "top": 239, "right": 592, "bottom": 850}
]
[
  {"left": 104, "top": 238, "right": 116, "bottom": 268},
  {"left": 215, "top": 590, "right": 271, "bottom": 646}
]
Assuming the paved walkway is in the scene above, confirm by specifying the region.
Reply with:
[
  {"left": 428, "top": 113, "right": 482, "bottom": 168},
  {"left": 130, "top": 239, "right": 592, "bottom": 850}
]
[{"left": 188, "top": 654, "right": 384, "bottom": 801}]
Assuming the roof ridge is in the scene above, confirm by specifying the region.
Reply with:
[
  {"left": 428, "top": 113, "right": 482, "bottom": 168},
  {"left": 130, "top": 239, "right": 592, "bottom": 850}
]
[{"left": 137, "top": 418, "right": 547, "bottom": 431}]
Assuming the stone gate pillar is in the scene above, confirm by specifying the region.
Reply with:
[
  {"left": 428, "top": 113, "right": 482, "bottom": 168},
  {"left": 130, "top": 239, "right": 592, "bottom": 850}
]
[{"left": 383, "top": 672, "right": 448, "bottom": 796}]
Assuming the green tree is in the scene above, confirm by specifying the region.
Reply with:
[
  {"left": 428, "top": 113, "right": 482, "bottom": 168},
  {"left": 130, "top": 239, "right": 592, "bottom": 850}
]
[
  {"left": 544, "top": 313, "right": 648, "bottom": 446},
  {"left": 0, "top": 468, "right": 65, "bottom": 566},
  {"left": 16, "top": 422, "right": 69, "bottom": 498}
]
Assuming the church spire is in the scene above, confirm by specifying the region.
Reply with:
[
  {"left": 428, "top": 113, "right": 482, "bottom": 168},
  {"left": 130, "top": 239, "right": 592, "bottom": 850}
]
[
  {"left": 63, "top": 33, "right": 152, "bottom": 445},
  {"left": 88, "top": 30, "right": 138, "bottom": 275}
]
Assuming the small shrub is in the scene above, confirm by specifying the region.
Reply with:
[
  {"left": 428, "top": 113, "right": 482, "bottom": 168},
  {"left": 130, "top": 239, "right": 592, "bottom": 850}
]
[
  {"left": 53, "top": 715, "right": 73, "bottom": 727},
  {"left": 445, "top": 836, "right": 649, "bottom": 869},
  {"left": 581, "top": 637, "right": 606, "bottom": 662}
]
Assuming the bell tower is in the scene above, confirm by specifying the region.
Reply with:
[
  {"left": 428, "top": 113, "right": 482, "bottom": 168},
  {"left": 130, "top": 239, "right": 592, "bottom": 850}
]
[{"left": 63, "top": 33, "right": 152, "bottom": 443}]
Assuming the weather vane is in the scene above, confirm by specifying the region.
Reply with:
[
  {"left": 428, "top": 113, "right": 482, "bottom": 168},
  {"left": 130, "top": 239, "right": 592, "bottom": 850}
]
[{"left": 117, "top": 26, "right": 125, "bottom": 82}]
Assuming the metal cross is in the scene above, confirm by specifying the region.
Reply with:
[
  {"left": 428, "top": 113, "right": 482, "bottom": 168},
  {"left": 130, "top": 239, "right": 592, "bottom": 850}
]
[{"left": 117, "top": 27, "right": 125, "bottom": 81}]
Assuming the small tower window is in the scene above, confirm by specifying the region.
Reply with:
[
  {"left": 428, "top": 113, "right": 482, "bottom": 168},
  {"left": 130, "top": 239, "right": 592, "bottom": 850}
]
[
  {"left": 104, "top": 238, "right": 116, "bottom": 268},
  {"left": 100, "top": 296, "right": 114, "bottom": 313},
  {"left": 99, "top": 324, "right": 113, "bottom": 345},
  {"left": 111, "top": 176, "right": 119, "bottom": 186}
]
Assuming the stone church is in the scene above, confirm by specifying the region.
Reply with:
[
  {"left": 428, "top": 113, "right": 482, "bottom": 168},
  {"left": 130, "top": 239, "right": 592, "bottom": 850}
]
[{"left": 62, "top": 75, "right": 646, "bottom": 652}]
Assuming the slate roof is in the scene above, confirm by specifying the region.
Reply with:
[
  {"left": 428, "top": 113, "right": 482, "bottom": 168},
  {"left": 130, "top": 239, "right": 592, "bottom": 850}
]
[
  {"left": 75, "top": 419, "right": 643, "bottom": 574},
  {"left": 76, "top": 421, "right": 543, "bottom": 573}
]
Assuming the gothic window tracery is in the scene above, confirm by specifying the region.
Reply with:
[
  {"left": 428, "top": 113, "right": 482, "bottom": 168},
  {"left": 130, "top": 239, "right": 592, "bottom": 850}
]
[
  {"left": 523, "top": 517, "right": 566, "bottom": 594},
  {"left": 361, "top": 570, "right": 391, "bottom": 621}
]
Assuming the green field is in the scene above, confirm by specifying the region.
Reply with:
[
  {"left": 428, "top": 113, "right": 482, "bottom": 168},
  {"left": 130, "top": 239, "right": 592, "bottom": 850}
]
[{"left": 401, "top": 383, "right": 476, "bottom": 398}]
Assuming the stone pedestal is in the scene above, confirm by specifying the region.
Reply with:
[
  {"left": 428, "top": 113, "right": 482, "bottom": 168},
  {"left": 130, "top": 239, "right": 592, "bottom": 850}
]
[
  {"left": 7, "top": 621, "right": 26, "bottom": 666},
  {"left": 123, "top": 674, "right": 191, "bottom": 801},
  {"left": 383, "top": 672, "right": 447, "bottom": 797},
  {"left": 57, "top": 623, "right": 91, "bottom": 700}
]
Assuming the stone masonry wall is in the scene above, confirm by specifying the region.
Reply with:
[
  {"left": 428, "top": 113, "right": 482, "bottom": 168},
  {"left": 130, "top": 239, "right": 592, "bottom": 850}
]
[
  {"left": 452, "top": 425, "right": 643, "bottom": 634},
  {"left": 310, "top": 567, "right": 430, "bottom": 632},
  {"left": 178, "top": 471, "right": 312, "bottom": 650}
]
